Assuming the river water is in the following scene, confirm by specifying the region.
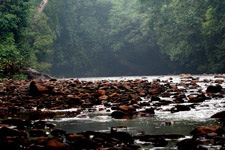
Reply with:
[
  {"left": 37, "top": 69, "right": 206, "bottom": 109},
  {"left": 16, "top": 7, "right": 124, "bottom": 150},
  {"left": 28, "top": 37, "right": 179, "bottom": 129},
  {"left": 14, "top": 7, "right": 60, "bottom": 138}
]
[{"left": 47, "top": 75, "right": 225, "bottom": 149}]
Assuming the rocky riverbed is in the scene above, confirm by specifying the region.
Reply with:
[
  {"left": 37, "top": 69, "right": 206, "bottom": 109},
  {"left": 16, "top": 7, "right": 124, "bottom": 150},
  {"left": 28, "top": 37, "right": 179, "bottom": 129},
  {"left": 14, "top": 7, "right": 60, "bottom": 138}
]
[{"left": 0, "top": 74, "right": 224, "bottom": 149}]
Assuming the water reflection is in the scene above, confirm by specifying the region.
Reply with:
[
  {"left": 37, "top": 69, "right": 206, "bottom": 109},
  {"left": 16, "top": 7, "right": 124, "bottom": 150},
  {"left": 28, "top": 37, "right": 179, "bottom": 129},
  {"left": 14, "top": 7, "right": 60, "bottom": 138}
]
[{"left": 55, "top": 116, "right": 218, "bottom": 136}]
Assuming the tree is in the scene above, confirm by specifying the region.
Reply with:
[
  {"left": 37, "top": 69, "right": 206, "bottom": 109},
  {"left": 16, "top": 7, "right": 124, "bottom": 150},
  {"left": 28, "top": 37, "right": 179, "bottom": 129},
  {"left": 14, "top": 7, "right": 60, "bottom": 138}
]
[{"left": 0, "top": 0, "right": 31, "bottom": 78}]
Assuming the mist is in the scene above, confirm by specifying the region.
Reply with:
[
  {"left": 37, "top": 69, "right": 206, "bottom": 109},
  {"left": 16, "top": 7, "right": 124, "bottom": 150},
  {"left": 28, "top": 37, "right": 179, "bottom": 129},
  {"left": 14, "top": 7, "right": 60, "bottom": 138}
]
[{"left": 39, "top": 0, "right": 224, "bottom": 77}]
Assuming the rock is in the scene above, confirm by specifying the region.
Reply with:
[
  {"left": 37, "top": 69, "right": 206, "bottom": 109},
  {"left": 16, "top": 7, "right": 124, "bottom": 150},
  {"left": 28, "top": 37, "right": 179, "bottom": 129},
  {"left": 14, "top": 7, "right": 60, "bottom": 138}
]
[
  {"left": 176, "top": 138, "right": 199, "bottom": 150},
  {"left": 32, "top": 121, "right": 47, "bottom": 129},
  {"left": 138, "top": 108, "right": 155, "bottom": 117},
  {"left": 148, "top": 88, "right": 159, "bottom": 94},
  {"left": 171, "top": 105, "right": 191, "bottom": 112},
  {"left": 214, "top": 75, "right": 225, "bottom": 78},
  {"left": 215, "top": 79, "right": 224, "bottom": 84},
  {"left": 34, "top": 137, "right": 49, "bottom": 145},
  {"left": 189, "top": 94, "right": 208, "bottom": 103},
  {"left": 111, "top": 111, "right": 133, "bottom": 119},
  {"left": 0, "top": 139, "right": 20, "bottom": 149},
  {"left": 190, "top": 126, "right": 223, "bottom": 137},
  {"left": 98, "top": 95, "right": 108, "bottom": 100},
  {"left": 123, "top": 84, "right": 131, "bottom": 90},
  {"left": 1, "top": 118, "right": 25, "bottom": 127},
  {"left": 46, "top": 123, "right": 56, "bottom": 129},
  {"left": 169, "top": 84, "right": 177, "bottom": 89},
  {"left": 29, "top": 81, "right": 53, "bottom": 96},
  {"left": 66, "top": 133, "right": 96, "bottom": 149},
  {"left": 24, "top": 68, "right": 53, "bottom": 80},
  {"left": 95, "top": 90, "right": 106, "bottom": 96},
  {"left": 50, "top": 78, "right": 57, "bottom": 81},
  {"left": 203, "top": 79, "right": 211, "bottom": 83},
  {"left": 29, "top": 129, "right": 47, "bottom": 137},
  {"left": 46, "top": 139, "right": 66, "bottom": 149},
  {"left": 180, "top": 74, "right": 192, "bottom": 79},
  {"left": 67, "top": 95, "right": 82, "bottom": 105},
  {"left": 66, "top": 134, "right": 87, "bottom": 141},
  {"left": 111, "top": 131, "right": 134, "bottom": 144},
  {"left": 151, "top": 96, "right": 160, "bottom": 101},
  {"left": 118, "top": 105, "right": 136, "bottom": 112},
  {"left": 206, "top": 85, "right": 222, "bottom": 93},
  {"left": 51, "top": 129, "right": 67, "bottom": 137},
  {"left": 0, "top": 127, "right": 28, "bottom": 138},
  {"left": 211, "top": 110, "right": 225, "bottom": 118}
]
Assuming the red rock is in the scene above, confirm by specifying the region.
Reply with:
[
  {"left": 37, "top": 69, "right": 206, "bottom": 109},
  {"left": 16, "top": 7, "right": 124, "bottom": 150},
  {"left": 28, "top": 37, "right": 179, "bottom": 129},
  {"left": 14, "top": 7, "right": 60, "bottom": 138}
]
[
  {"left": 46, "top": 139, "right": 66, "bottom": 148},
  {"left": 123, "top": 84, "right": 131, "bottom": 90},
  {"left": 190, "top": 126, "right": 222, "bottom": 136},
  {"left": 119, "top": 106, "right": 136, "bottom": 112},
  {"left": 180, "top": 74, "right": 191, "bottom": 79},
  {"left": 35, "top": 137, "right": 49, "bottom": 145},
  {"left": 203, "top": 79, "right": 211, "bottom": 82},
  {"left": 29, "top": 81, "right": 52, "bottom": 96},
  {"left": 67, "top": 134, "right": 86, "bottom": 141},
  {"left": 98, "top": 95, "right": 108, "bottom": 100},
  {"left": 214, "top": 75, "right": 225, "bottom": 78},
  {"left": 148, "top": 88, "right": 159, "bottom": 94},
  {"left": 137, "top": 89, "right": 146, "bottom": 96},
  {"left": 95, "top": 90, "right": 106, "bottom": 96},
  {"left": 215, "top": 79, "right": 224, "bottom": 84}
]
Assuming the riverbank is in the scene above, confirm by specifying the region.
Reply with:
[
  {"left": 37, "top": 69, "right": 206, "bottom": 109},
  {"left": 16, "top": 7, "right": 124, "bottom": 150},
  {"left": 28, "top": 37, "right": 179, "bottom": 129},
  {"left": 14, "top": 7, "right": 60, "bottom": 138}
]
[{"left": 0, "top": 74, "right": 224, "bottom": 149}]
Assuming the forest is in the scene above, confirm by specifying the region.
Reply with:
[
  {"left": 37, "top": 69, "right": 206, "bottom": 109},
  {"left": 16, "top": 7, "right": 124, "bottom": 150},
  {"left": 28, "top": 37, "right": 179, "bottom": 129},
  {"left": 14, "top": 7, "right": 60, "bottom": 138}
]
[{"left": 0, "top": 0, "right": 225, "bottom": 79}]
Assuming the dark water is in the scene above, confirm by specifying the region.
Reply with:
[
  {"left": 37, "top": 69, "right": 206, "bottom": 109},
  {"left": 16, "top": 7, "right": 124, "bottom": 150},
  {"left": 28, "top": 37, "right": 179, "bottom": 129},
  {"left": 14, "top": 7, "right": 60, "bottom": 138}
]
[
  {"left": 53, "top": 114, "right": 218, "bottom": 149},
  {"left": 55, "top": 116, "right": 218, "bottom": 135}
]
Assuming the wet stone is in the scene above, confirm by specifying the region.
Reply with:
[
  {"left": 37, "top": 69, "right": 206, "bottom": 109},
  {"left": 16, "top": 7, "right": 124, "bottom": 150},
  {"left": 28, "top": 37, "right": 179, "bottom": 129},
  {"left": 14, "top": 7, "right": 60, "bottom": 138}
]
[
  {"left": 206, "top": 85, "right": 222, "bottom": 93},
  {"left": 29, "top": 129, "right": 47, "bottom": 137}
]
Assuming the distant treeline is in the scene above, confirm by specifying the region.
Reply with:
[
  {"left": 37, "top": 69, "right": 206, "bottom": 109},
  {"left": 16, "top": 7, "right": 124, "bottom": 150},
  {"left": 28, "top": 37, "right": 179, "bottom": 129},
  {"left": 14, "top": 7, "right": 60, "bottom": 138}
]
[{"left": 0, "top": 0, "right": 224, "bottom": 79}]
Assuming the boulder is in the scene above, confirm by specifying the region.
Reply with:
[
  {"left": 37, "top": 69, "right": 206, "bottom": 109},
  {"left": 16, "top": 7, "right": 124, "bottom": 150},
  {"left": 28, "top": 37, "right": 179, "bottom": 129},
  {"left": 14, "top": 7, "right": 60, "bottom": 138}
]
[
  {"left": 24, "top": 68, "right": 53, "bottom": 80},
  {"left": 190, "top": 126, "right": 223, "bottom": 137},
  {"left": 171, "top": 105, "right": 191, "bottom": 112},
  {"left": 94, "top": 90, "right": 106, "bottom": 96},
  {"left": 211, "top": 110, "right": 225, "bottom": 119},
  {"left": 206, "top": 85, "right": 222, "bottom": 93},
  {"left": 51, "top": 129, "right": 67, "bottom": 137},
  {"left": 215, "top": 79, "right": 224, "bottom": 84},
  {"left": 151, "top": 96, "right": 160, "bottom": 101},
  {"left": 29, "top": 129, "right": 47, "bottom": 137},
  {"left": 46, "top": 139, "right": 66, "bottom": 149},
  {"left": 0, "top": 127, "right": 28, "bottom": 138},
  {"left": 29, "top": 81, "right": 53, "bottom": 96},
  {"left": 1, "top": 118, "right": 25, "bottom": 127},
  {"left": 118, "top": 105, "right": 136, "bottom": 112},
  {"left": 111, "top": 111, "right": 133, "bottom": 119},
  {"left": 177, "top": 138, "right": 199, "bottom": 150}
]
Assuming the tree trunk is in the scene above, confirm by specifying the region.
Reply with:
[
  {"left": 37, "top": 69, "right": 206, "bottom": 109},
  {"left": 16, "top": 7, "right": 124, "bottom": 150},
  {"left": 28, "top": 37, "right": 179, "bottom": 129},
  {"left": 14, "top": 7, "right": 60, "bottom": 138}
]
[{"left": 37, "top": 0, "right": 49, "bottom": 16}]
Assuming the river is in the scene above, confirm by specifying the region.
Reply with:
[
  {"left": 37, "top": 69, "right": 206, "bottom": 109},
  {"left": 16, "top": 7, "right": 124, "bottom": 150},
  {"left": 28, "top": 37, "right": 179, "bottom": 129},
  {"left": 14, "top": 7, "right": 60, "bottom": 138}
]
[{"left": 47, "top": 75, "right": 225, "bottom": 149}]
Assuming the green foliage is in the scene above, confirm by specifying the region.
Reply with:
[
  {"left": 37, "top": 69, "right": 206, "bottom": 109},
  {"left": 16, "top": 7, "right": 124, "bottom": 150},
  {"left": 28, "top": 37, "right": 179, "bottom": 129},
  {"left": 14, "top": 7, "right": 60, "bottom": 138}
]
[
  {"left": 139, "top": 0, "right": 225, "bottom": 73},
  {"left": 0, "top": 0, "right": 30, "bottom": 79},
  {"left": 1, "top": 0, "right": 224, "bottom": 79}
]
